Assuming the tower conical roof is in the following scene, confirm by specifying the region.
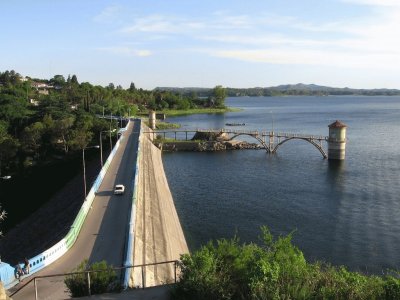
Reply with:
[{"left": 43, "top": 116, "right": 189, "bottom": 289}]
[{"left": 329, "top": 120, "right": 347, "bottom": 128}]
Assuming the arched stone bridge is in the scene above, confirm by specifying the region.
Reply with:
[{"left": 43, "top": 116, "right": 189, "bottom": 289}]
[
  {"left": 201, "top": 129, "right": 328, "bottom": 158},
  {"left": 150, "top": 129, "right": 329, "bottom": 158}
]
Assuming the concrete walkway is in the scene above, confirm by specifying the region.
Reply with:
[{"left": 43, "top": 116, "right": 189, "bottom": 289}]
[{"left": 129, "top": 125, "right": 189, "bottom": 288}]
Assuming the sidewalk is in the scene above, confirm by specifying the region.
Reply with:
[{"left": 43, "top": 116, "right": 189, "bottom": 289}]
[{"left": 77, "top": 285, "right": 171, "bottom": 300}]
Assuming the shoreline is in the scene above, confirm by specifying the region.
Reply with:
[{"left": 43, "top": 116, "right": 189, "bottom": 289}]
[
  {"left": 139, "top": 107, "right": 241, "bottom": 118},
  {"left": 159, "top": 140, "right": 262, "bottom": 152}
]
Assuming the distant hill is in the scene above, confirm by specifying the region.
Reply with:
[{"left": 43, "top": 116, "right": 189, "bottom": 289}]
[{"left": 154, "top": 84, "right": 400, "bottom": 97}]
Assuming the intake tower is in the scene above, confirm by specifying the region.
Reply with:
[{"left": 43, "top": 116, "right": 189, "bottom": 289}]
[{"left": 328, "top": 120, "right": 347, "bottom": 160}]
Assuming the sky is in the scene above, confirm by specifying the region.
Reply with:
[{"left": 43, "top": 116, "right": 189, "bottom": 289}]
[{"left": 1, "top": 0, "right": 400, "bottom": 89}]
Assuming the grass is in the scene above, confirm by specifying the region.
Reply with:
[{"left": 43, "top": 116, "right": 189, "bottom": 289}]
[
  {"left": 155, "top": 121, "right": 181, "bottom": 130},
  {"left": 153, "top": 136, "right": 204, "bottom": 143}
]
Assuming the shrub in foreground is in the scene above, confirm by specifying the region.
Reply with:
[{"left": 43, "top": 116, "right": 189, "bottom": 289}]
[
  {"left": 64, "top": 259, "right": 121, "bottom": 297},
  {"left": 172, "top": 227, "right": 400, "bottom": 300}
]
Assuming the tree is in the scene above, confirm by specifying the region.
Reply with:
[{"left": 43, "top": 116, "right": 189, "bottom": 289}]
[
  {"left": 52, "top": 116, "right": 75, "bottom": 153},
  {"left": 0, "top": 121, "right": 19, "bottom": 177},
  {"left": 129, "top": 82, "right": 136, "bottom": 92},
  {"left": 210, "top": 85, "right": 226, "bottom": 108},
  {"left": 0, "top": 70, "right": 21, "bottom": 86},
  {"left": 69, "top": 129, "right": 93, "bottom": 151},
  {"left": 71, "top": 74, "right": 79, "bottom": 85},
  {"left": 0, "top": 94, "right": 31, "bottom": 130},
  {"left": 21, "top": 121, "right": 45, "bottom": 160},
  {"left": 177, "top": 98, "right": 190, "bottom": 110},
  {"left": 51, "top": 74, "right": 66, "bottom": 86}
]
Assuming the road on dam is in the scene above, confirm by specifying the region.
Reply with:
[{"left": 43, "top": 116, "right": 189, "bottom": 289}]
[{"left": 11, "top": 119, "right": 140, "bottom": 300}]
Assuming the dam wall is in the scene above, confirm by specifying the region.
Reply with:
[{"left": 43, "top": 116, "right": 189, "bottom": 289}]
[{"left": 129, "top": 124, "right": 189, "bottom": 288}]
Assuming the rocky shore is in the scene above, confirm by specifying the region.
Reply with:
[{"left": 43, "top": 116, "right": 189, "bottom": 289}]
[
  {"left": 154, "top": 131, "right": 262, "bottom": 152},
  {"left": 160, "top": 140, "right": 261, "bottom": 152}
]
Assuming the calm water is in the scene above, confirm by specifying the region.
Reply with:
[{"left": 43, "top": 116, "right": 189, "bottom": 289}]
[{"left": 162, "top": 96, "right": 400, "bottom": 274}]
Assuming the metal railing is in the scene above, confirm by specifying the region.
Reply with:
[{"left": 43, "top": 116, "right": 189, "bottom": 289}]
[{"left": 9, "top": 260, "right": 179, "bottom": 300}]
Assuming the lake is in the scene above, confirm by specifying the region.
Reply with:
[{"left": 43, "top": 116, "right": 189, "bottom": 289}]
[{"left": 162, "top": 96, "right": 400, "bottom": 274}]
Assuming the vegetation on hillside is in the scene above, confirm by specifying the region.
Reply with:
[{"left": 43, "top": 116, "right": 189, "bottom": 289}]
[
  {"left": 0, "top": 70, "right": 226, "bottom": 177},
  {"left": 172, "top": 227, "right": 400, "bottom": 300},
  {"left": 156, "top": 84, "right": 400, "bottom": 97}
]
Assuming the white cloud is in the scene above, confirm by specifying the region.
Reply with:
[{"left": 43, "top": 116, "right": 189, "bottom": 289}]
[
  {"left": 136, "top": 50, "right": 152, "bottom": 57},
  {"left": 341, "top": 0, "right": 400, "bottom": 6},
  {"left": 211, "top": 48, "right": 400, "bottom": 70},
  {"left": 113, "top": 4, "right": 400, "bottom": 72},
  {"left": 93, "top": 5, "right": 122, "bottom": 23},
  {"left": 200, "top": 34, "right": 341, "bottom": 48},
  {"left": 97, "top": 47, "right": 152, "bottom": 57},
  {"left": 119, "top": 12, "right": 255, "bottom": 35},
  {"left": 120, "top": 15, "right": 184, "bottom": 34}
]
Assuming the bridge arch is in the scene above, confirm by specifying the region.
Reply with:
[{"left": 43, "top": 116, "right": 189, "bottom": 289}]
[
  {"left": 272, "top": 137, "right": 327, "bottom": 158},
  {"left": 226, "top": 133, "right": 271, "bottom": 152}
]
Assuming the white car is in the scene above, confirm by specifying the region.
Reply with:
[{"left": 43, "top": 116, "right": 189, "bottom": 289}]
[{"left": 114, "top": 184, "right": 125, "bottom": 195}]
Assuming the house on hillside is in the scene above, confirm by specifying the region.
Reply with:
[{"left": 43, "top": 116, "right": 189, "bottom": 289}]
[
  {"left": 31, "top": 82, "right": 53, "bottom": 95},
  {"left": 29, "top": 99, "right": 39, "bottom": 106}
]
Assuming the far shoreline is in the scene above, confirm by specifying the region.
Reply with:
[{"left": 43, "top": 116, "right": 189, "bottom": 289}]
[{"left": 159, "top": 107, "right": 242, "bottom": 116}]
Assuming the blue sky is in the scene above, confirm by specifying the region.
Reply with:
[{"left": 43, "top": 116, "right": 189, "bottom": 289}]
[{"left": 1, "top": 0, "right": 400, "bottom": 89}]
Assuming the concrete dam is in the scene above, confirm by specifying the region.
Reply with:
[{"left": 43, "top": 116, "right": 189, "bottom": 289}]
[{"left": 129, "top": 123, "right": 189, "bottom": 288}]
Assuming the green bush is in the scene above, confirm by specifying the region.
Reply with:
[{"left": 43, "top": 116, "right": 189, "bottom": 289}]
[
  {"left": 172, "top": 227, "right": 400, "bottom": 300},
  {"left": 64, "top": 259, "right": 121, "bottom": 297},
  {"left": 383, "top": 275, "right": 400, "bottom": 299}
]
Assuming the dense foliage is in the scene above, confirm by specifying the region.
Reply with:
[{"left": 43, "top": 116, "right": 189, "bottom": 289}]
[
  {"left": 172, "top": 227, "right": 400, "bottom": 300},
  {"left": 0, "top": 70, "right": 226, "bottom": 177},
  {"left": 64, "top": 260, "right": 120, "bottom": 297}
]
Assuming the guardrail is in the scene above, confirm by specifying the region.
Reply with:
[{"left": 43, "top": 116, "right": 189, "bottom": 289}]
[
  {"left": 123, "top": 119, "right": 142, "bottom": 288},
  {"left": 2, "top": 121, "right": 130, "bottom": 289},
  {"left": 10, "top": 259, "right": 179, "bottom": 299}
]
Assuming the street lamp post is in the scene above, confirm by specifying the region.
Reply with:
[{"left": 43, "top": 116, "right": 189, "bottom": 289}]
[
  {"left": 99, "top": 129, "right": 117, "bottom": 167},
  {"left": 82, "top": 145, "right": 100, "bottom": 198},
  {"left": 99, "top": 132, "right": 103, "bottom": 168},
  {"left": 270, "top": 110, "right": 274, "bottom": 134},
  {"left": 0, "top": 160, "right": 10, "bottom": 180},
  {"left": 109, "top": 112, "right": 113, "bottom": 151}
]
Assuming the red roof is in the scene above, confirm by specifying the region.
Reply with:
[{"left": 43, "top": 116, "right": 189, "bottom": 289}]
[{"left": 329, "top": 120, "right": 347, "bottom": 128}]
